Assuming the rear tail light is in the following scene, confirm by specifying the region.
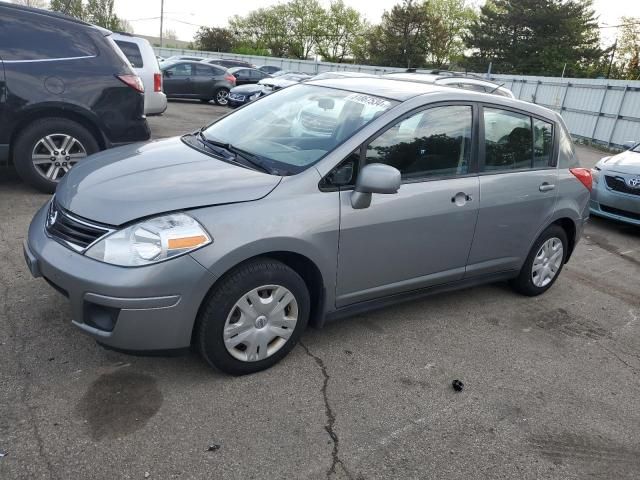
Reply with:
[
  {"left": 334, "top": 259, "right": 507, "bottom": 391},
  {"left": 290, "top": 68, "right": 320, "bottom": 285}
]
[
  {"left": 570, "top": 167, "right": 593, "bottom": 192},
  {"left": 153, "top": 73, "right": 162, "bottom": 92},
  {"left": 225, "top": 74, "right": 236, "bottom": 85},
  {"left": 116, "top": 74, "right": 144, "bottom": 93}
]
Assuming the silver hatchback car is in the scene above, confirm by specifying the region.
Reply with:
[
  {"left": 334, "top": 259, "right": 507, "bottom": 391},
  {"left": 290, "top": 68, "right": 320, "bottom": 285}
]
[{"left": 25, "top": 78, "right": 592, "bottom": 374}]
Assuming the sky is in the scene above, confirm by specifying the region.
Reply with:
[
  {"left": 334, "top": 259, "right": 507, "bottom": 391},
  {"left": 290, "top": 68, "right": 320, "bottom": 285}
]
[{"left": 114, "top": 0, "right": 640, "bottom": 45}]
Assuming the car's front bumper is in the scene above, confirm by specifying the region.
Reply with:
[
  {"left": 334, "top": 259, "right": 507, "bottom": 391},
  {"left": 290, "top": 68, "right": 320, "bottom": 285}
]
[
  {"left": 25, "top": 203, "right": 216, "bottom": 351},
  {"left": 590, "top": 175, "right": 640, "bottom": 226}
]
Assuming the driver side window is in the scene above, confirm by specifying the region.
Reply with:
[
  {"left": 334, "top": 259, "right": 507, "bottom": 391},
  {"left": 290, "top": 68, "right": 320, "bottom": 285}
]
[{"left": 365, "top": 105, "right": 473, "bottom": 180}]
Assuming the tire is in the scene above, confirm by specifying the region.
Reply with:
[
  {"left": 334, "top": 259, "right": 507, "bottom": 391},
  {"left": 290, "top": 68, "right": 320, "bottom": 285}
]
[
  {"left": 197, "top": 258, "right": 310, "bottom": 375},
  {"left": 13, "top": 117, "right": 99, "bottom": 193},
  {"left": 200, "top": 98, "right": 211, "bottom": 104},
  {"left": 510, "top": 225, "right": 568, "bottom": 296},
  {"left": 213, "top": 88, "right": 229, "bottom": 106}
]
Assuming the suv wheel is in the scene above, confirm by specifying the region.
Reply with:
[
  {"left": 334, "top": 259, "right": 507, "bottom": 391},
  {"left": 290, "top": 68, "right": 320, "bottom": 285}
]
[
  {"left": 197, "top": 259, "right": 310, "bottom": 375},
  {"left": 511, "top": 225, "right": 568, "bottom": 296},
  {"left": 13, "top": 118, "right": 99, "bottom": 193},
  {"left": 213, "top": 88, "right": 229, "bottom": 106}
]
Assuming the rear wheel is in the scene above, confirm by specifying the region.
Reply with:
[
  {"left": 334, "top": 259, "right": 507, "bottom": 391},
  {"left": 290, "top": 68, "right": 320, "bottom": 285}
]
[
  {"left": 13, "top": 118, "right": 99, "bottom": 193},
  {"left": 510, "top": 225, "right": 567, "bottom": 296},
  {"left": 213, "top": 88, "right": 229, "bottom": 106},
  {"left": 197, "top": 259, "right": 310, "bottom": 375}
]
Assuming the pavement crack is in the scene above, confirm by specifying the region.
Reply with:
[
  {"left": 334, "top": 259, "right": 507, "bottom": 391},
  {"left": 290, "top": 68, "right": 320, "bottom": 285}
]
[
  {"left": 299, "top": 341, "right": 353, "bottom": 480},
  {"left": 597, "top": 342, "right": 639, "bottom": 374}
]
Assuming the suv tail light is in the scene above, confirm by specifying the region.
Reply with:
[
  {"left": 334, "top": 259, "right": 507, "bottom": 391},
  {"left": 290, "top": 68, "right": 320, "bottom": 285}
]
[
  {"left": 570, "top": 168, "right": 593, "bottom": 192},
  {"left": 116, "top": 74, "right": 144, "bottom": 93},
  {"left": 153, "top": 73, "right": 162, "bottom": 92},
  {"left": 225, "top": 74, "right": 236, "bottom": 85}
]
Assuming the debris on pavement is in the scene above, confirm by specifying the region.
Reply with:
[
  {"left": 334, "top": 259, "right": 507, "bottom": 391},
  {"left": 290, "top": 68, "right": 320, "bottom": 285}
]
[
  {"left": 451, "top": 379, "right": 464, "bottom": 392},
  {"left": 144, "top": 472, "right": 150, "bottom": 478},
  {"left": 0, "top": 450, "right": 7, "bottom": 458},
  {"left": 207, "top": 444, "right": 220, "bottom": 452}
]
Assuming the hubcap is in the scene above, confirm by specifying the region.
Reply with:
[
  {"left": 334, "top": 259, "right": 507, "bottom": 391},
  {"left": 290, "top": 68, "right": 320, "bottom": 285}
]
[
  {"left": 532, "top": 237, "right": 563, "bottom": 287},
  {"left": 223, "top": 285, "right": 298, "bottom": 362},
  {"left": 217, "top": 90, "right": 229, "bottom": 105},
  {"left": 31, "top": 134, "right": 87, "bottom": 181}
]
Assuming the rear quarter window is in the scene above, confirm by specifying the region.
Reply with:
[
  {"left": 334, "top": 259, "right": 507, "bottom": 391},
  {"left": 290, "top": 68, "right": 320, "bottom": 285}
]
[
  {"left": 558, "top": 123, "right": 579, "bottom": 168},
  {"left": 114, "top": 40, "right": 143, "bottom": 68},
  {"left": 0, "top": 13, "right": 98, "bottom": 61}
]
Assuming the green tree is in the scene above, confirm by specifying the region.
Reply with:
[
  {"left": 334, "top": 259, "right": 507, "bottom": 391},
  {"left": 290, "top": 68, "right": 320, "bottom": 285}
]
[
  {"left": 49, "top": 0, "right": 85, "bottom": 20},
  {"left": 229, "top": 5, "right": 290, "bottom": 57},
  {"left": 194, "top": 27, "right": 235, "bottom": 52},
  {"left": 316, "top": 0, "right": 366, "bottom": 62},
  {"left": 613, "top": 17, "right": 640, "bottom": 79},
  {"left": 424, "top": 0, "right": 476, "bottom": 67},
  {"left": 358, "top": 0, "right": 434, "bottom": 68},
  {"left": 465, "top": 0, "right": 606, "bottom": 77},
  {"left": 285, "top": 0, "right": 325, "bottom": 59},
  {"left": 85, "top": 0, "right": 123, "bottom": 30}
]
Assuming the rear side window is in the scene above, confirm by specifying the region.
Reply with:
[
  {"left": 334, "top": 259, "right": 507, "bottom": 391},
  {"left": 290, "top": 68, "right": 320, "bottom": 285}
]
[
  {"left": 558, "top": 123, "right": 579, "bottom": 168},
  {"left": 366, "top": 105, "right": 473, "bottom": 180},
  {"left": 483, "top": 108, "right": 533, "bottom": 171},
  {"left": 0, "top": 13, "right": 98, "bottom": 61},
  {"left": 533, "top": 118, "right": 554, "bottom": 167},
  {"left": 166, "top": 63, "right": 192, "bottom": 76},
  {"left": 114, "top": 40, "right": 143, "bottom": 68},
  {"left": 195, "top": 64, "right": 214, "bottom": 76}
]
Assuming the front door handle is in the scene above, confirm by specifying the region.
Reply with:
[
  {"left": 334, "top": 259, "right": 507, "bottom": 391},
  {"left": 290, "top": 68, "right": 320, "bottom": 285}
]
[
  {"left": 539, "top": 183, "right": 556, "bottom": 192},
  {"left": 451, "top": 192, "right": 472, "bottom": 206}
]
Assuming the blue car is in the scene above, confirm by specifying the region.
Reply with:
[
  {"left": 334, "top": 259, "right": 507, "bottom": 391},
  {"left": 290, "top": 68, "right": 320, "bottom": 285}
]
[{"left": 227, "top": 84, "right": 265, "bottom": 108}]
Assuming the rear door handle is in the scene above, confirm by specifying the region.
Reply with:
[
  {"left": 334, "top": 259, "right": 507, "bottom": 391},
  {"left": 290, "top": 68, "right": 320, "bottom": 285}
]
[{"left": 539, "top": 183, "right": 555, "bottom": 192}]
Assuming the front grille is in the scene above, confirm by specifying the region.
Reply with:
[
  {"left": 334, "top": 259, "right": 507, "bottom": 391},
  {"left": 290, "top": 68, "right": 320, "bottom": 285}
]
[
  {"left": 45, "top": 200, "right": 112, "bottom": 251},
  {"left": 605, "top": 175, "right": 640, "bottom": 196},
  {"left": 600, "top": 204, "right": 640, "bottom": 221}
]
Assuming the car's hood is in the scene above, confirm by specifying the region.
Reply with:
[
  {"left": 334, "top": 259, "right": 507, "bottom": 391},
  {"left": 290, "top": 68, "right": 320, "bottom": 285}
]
[
  {"left": 55, "top": 137, "right": 282, "bottom": 226},
  {"left": 601, "top": 150, "right": 640, "bottom": 174},
  {"left": 231, "top": 84, "right": 264, "bottom": 94}
]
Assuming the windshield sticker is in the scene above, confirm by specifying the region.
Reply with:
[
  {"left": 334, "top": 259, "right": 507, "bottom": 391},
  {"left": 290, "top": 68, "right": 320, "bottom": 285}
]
[{"left": 345, "top": 93, "right": 392, "bottom": 109}]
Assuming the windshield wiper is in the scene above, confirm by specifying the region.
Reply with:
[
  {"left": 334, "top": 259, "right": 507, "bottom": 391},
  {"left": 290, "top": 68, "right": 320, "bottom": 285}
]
[{"left": 197, "top": 130, "right": 273, "bottom": 174}]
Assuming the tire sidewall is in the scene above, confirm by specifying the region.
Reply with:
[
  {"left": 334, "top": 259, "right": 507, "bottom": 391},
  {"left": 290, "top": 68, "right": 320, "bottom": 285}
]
[
  {"left": 13, "top": 118, "right": 99, "bottom": 193},
  {"left": 516, "top": 225, "right": 568, "bottom": 296},
  {"left": 213, "top": 88, "right": 229, "bottom": 106},
  {"left": 199, "top": 260, "right": 310, "bottom": 375}
]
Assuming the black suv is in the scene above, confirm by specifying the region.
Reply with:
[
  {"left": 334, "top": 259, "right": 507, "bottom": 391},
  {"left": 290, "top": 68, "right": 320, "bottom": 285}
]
[{"left": 0, "top": 4, "right": 150, "bottom": 192}]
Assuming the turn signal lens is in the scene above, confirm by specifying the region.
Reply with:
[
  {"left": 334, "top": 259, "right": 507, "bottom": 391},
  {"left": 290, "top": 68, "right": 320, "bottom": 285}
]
[
  {"left": 117, "top": 74, "right": 145, "bottom": 93},
  {"left": 153, "top": 73, "right": 162, "bottom": 92},
  {"left": 168, "top": 235, "right": 208, "bottom": 250},
  {"left": 570, "top": 167, "right": 593, "bottom": 192}
]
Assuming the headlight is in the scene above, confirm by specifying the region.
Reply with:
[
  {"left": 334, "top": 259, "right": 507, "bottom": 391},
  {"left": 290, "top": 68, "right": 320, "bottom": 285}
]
[
  {"left": 85, "top": 213, "right": 211, "bottom": 266},
  {"left": 249, "top": 92, "right": 261, "bottom": 101}
]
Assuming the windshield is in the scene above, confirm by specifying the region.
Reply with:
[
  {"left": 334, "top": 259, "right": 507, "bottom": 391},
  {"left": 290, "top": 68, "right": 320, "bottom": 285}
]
[{"left": 201, "top": 84, "right": 397, "bottom": 174}]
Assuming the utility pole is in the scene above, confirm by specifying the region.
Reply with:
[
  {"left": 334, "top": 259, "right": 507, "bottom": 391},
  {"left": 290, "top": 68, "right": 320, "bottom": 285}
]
[{"left": 159, "top": 0, "right": 164, "bottom": 48}]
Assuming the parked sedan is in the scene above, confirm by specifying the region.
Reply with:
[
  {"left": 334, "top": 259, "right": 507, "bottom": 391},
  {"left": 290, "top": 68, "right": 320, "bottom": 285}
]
[
  {"left": 260, "top": 73, "right": 312, "bottom": 92},
  {"left": 228, "top": 84, "right": 266, "bottom": 108},
  {"left": 228, "top": 67, "right": 271, "bottom": 85},
  {"left": 161, "top": 61, "right": 236, "bottom": 105},
  {"left": 590, "top": 141, "right": 640, "bottom": 225},
  {"left": 26, "top": 77, "right": 591, "bottom": 375},
  {"left": 201, "top": 58, "right": 254, "bottom": 69}
]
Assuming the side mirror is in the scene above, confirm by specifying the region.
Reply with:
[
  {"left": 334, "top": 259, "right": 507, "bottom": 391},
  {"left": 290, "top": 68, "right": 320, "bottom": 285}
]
[
  {"left": 163, "top": 70, "right": 172, "bottom": 78},
  {"left": 351, "top": 163, "right": 401, "bottom": 209},
  {"left": 623, "top": 140, "right": 637, "bottom": 150}
]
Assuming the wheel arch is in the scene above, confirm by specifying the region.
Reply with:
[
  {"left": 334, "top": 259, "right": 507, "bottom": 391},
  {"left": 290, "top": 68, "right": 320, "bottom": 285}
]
[
  {"left": 9, "top": 105, "right": 106, "bottom": 163},
  {"left": 551, "top": 217, "right": 577, "bottom": 263},
  {"left": 192, "top": 250, "right": 328, "bottom": 346}
]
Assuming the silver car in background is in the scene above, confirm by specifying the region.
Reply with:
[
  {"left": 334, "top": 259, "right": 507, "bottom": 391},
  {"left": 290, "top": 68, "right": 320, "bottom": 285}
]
[
  {"left": 591, "top": 141, "right": 640, "bottom": 225},
  {"left": 112, "top": 33, "right": 167, "bottom": 115},
  {"left": 25, "top": 78, "right": 591, "bottom": 375}
]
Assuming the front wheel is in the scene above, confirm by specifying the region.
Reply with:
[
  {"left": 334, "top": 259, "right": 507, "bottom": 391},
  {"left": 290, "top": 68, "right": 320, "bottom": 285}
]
[
  {"left": 510, "top": 225, "right": 568, "bottom": 296},
  {"left": 213, "top": 88, "right": 229, "bottom": 106},
  {"left": 196, "top": 259, "right": 310, "bottom": 375}
]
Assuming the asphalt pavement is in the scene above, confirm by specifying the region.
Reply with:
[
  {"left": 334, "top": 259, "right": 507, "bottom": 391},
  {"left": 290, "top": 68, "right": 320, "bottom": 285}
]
[{"left": 1, "top": 99, "right": 639, "bottom": 479}]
